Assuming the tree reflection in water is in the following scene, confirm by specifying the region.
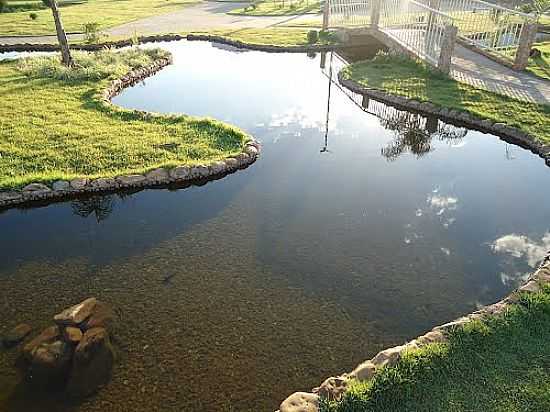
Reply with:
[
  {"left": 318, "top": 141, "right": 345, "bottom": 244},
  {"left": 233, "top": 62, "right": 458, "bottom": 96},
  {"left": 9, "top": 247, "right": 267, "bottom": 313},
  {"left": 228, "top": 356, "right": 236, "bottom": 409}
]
[
  {"left": 380, "top": 111, "right": 468, "bottom": 161},
  {"left": 71, "top": 195, "right": 116, "bottom": 222}
]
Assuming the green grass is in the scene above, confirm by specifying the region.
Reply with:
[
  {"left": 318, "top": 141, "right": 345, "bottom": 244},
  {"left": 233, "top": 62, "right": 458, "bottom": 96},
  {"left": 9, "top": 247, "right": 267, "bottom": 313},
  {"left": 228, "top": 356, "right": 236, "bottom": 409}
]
[
  {"left": 0, "top": 48, "right": 248, "bottom": 189},
  {"left": 0, "top": 0, "right": 198, "bottom": 36},
  {"left": 527, "top": 42, "right": 550, "bottom": 81},
  {"left": 323, "top": 285, "right": 550, "bottom": 412},
  {"left": 228, "top": 0, "right": 320, "bottom": 16},
  {"left": 341, "top": 54, "right": 550, "bottom": 145}
]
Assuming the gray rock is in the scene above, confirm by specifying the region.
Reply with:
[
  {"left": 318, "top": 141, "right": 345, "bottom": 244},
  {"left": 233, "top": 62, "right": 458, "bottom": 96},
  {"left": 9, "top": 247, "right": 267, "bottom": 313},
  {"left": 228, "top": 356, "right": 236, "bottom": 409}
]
[
  {"left": 2, "top": 323, "right": 32, "bottom": 348},
  {"left": 371, "top": 345, "right": 405, "bottom": 368},
  {"left": 66, "top": 327, "right": 115, "bottom": 398},
  {"left": 52, "top": 180, "right": 70, "bottom": 191},
  {"left": 169, "top": 166, "right": 190, "bottom": 180},
  {"left": 350, "top": 360, "right": 376, "bottom": 381},
  {"left": 224, "top": 158, "right": 239, "bottom": 170},
  {"left": 70, "top": 178, "right": 88, "bottom": 190},
  {"left": 210, "top": 161, "right": 226, "bottom": 175},
  {"left": 54, "top": 298, "right": 98, "bottom": 327},
  {"left": 280, "top": 392, "right": 319, "bottom": 412},
  {"left": 90, "top": 178, "right": 116, "bottom": 190},
  {"left": 0, "top": 191, "right": 21, "bottom": 202},
  {"left": 116, "top": 175, "right": 146, "bottom": 187},
  {"left": 518, "top": 280, "right": 540, "bottom": 293},
  {"left": 189, "top": 165, "right": 210, "bottom": 179},
  {"left": 244, "top": 145, "right": 259, "bottom": 157},
  {"left": 493, "top": 122, "right": 506, "bottom": 131},
  {"left": 312, "top": 376, "right": 347, "bottom": 401},
  {"left": 23, "top": 183, "right": 51, "bottom": 192},
  {"left": 145, "top": 168, "right": 169, "bottom": 183}
]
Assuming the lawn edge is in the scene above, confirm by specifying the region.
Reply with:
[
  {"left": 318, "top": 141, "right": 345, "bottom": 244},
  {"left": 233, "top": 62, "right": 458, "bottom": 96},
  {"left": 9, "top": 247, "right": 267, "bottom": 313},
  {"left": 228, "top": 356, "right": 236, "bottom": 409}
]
[
  {"left": 338, "top": 73, "right": 550, "bottom": 166},
  {"left": 0, "top": 32, "right": 345, "bottom": 53},
  {"left": 277, "top": 254, "right": 550, "bottom": 412},
  {"left": 0, "top": 55, "right": 261, "bottom": 210}
]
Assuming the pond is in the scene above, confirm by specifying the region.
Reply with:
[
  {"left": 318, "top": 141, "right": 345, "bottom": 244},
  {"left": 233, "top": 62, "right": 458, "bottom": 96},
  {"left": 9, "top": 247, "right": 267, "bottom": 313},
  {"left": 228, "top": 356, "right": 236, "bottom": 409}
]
[{"left": 1, "top": 40, "right": 549, "bottom": 412}]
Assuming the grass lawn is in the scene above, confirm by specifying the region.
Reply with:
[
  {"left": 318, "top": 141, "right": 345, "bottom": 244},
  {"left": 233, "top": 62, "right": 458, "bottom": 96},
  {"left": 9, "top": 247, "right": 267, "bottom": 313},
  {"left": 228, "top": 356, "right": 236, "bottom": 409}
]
[
  {"left": 0, "top": 48, "right": 248, "bottom": 189},
  {"left": 527, "top": 42, "right": 550, "bottom": 81},
  {"left": 341, "top": 55, "right": 550, "bottom": 145},
  {"left": 322, "top": 285, "right": 550, "bottom": 412},
  {"left": 0, "top": 0, "right": 198, "bottom": 36},
  {"left": 228, "top": 0, "right": 320, "bottom": 16},
  {"left": 194, "top": 27, "right": 335, "bottom": 46}
]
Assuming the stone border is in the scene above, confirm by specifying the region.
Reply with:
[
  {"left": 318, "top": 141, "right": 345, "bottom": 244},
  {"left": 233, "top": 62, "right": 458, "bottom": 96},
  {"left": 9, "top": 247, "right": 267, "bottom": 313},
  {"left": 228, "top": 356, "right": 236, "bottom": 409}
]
[
  {"left": 0, "top": 55, "right": 261, "bottom": 210},
  {"left": 338, "top": 74, "right": 550, "bottom": 167},
  {"left": 278, "top": 253, "right": 550, "bottom": 412},
  {"left": 0, "top": 33, "right": 349, "bottom": 54}
]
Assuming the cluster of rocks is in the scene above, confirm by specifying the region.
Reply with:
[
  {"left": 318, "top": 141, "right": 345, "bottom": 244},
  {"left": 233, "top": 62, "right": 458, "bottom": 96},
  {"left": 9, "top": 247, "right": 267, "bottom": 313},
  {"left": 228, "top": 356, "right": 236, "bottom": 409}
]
[
  {"left": 277, "top": 255, "right": 550, "bottom": 412},
  {"left": 339, "top": 75, "right": 550, "bottom": 168},
  {"left": 2, "top": 298, "right": 117, "bottom": 398}
]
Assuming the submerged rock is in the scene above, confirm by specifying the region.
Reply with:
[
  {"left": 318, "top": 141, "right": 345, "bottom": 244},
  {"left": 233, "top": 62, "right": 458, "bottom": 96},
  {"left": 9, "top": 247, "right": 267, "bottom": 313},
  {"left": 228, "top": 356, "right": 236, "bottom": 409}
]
[
  {"left": 27, "top": 340, "right": 73, "bottom": 385},
  {"left": 22, "top": 325, "right": 60, "bottom": 361},
  {"left": 2, "top": 323, "right": 32, "bottom": 348},
  {"left": 66, "top": 327, "right": 115, "bottom": 398},
  {"left": 54, "top": 298, "right": 97, "bottom": 327}
]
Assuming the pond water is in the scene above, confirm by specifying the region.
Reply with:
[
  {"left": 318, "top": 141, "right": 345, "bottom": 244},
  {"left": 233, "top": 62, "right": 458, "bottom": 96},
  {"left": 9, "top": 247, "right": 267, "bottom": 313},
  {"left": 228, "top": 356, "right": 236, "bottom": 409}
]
[{"left": 1, "top": 40, "right": 549, "bottom": 412}]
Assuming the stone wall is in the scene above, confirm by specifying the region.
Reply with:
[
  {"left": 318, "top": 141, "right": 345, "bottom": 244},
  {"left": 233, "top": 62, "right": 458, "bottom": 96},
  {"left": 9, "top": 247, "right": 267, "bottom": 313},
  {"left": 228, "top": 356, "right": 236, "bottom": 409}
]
[
  {"left": 0, "top": 56, "right": 261, "bottom": 210},
  {"left": 277, "top": 253, "right": 550, "bottom": 412}
]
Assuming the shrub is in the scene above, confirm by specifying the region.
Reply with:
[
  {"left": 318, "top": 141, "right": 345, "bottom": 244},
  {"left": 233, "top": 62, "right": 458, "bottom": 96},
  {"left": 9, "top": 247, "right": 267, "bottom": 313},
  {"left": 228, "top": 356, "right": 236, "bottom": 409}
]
[
  {"left": 307, "top": 30, "right": 319, "bottom": 44},
  {"left": 83, "top": 22, "right": 102, "bottom": 44},
  {"left": 29, "top": 12, "right": 38, "bottom": 20},
  {"left": 0, "top": 0, "right": 8, "bottom": 13},
  {"left": 17, "top": 47, "right": 171, "bottom": 82}
]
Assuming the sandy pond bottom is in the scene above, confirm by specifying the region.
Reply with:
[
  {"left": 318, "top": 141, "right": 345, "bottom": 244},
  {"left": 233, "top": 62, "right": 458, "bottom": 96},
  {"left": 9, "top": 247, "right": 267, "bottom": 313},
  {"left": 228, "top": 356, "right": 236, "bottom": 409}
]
[{"left": 0, "top": 41, "right": 549, "bottom": 411}]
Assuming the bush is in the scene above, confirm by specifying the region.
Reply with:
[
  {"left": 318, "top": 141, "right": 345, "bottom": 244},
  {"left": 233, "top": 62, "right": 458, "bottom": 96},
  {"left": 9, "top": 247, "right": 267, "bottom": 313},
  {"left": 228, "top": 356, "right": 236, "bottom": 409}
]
[
  {"left": 17, "top": 47, "right": 171, "bottom": 82},
  {"left": 307, "top": 30, "right": 319, "bottom": 44},
  {"left": 83, "top": 22, "right": 102, "bottom": 44},
  {"left": 0, "top": 0, "right": 8, "bottom": 13},
  {"left": 29, "top": 12, "right": 38, "bottom": 20}
]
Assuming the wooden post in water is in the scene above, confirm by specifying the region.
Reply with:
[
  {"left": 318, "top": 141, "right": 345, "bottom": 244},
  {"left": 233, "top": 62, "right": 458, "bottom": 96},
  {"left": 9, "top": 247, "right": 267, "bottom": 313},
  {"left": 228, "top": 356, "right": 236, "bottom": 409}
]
[
  {"left": 513, "top": 22, "right": 537, "bottom": 71},
  {"left": 322, "top": 0, "right": 330, "bottom": 31},
  {"left": 437, "top": 24, "right": 458, "bottom": 75}
]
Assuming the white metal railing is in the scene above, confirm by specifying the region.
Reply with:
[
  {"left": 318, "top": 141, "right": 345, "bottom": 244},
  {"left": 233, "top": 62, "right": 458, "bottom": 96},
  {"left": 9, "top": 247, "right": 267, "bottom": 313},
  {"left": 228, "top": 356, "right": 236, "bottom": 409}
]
[
  {"left": 379, "top": 0, "right": 455, "bottom": 65},
  {"left": 429, "top": 0, "right": 536, "bottom": 62},
  {"left": 329, "top": 0, "right": 371, "bottom": 27}
]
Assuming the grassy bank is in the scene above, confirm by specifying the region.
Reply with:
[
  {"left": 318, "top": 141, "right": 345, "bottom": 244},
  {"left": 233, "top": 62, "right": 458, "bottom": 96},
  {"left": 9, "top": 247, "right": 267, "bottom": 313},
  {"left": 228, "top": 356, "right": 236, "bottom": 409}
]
[
  {"left": 0, "top": 48, "right": 248, "bottom": 189},
  {"left": 228, "top": 0, "right": 320, "bottom": 16},
  {"left": 323, "top": 285, "right": 550, "bottom": 412},
  {"left": 528, "top": 41, "right": 550, "bottom": 81},
  {"left": 0, "top": 0, "right": 198, "bottom": 36},
  {"left": 341, "top": 54, "right": 550, "bottom": 145}
]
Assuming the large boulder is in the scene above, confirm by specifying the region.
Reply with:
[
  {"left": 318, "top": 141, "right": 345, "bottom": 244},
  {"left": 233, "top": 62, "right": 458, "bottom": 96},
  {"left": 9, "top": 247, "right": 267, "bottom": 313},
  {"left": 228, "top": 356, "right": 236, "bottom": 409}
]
[
  {"left": 2, "top": 323, "right": 32, "bottom": 348},
  {"left": 81, "top": 301, "right": 117, "bottom": 333},
  {"left": 66, "top": 327, "right": 115, "bottom": 398}
]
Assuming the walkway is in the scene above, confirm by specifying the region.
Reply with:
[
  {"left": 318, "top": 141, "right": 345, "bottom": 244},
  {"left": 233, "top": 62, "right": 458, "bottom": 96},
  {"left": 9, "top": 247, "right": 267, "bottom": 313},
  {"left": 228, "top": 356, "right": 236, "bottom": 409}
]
[
  {"left": 0, "top": 1, "right": 317, "bottom": 44},
  {"left": 452, "top": 44, "right": 550, "bottom": 105}
]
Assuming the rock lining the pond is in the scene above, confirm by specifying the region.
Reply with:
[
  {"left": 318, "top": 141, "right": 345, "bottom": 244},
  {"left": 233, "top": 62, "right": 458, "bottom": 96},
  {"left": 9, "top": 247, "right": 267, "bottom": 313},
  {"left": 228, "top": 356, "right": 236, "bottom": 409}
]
[
  {"left": 338, "top": 74, "right": 550, "bottom": 167},
  {"left": 14, "top": 298, "right": 117, "bottom": 397},
  {"left": 0, "top": 33, "right": 350, "bottom": 54},
  {"left": 0, "top": 57, "right": 261, "bottom": 210},
  {"left": 277, "top": 253, "right": 550, "bottom": 412}
]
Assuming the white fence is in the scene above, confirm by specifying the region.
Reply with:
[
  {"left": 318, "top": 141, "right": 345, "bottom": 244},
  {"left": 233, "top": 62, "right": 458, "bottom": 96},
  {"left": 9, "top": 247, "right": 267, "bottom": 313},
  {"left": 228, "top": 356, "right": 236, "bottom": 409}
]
[
  {"left": 423, "top": 0, "right": 537, "bottom": 63},
  {"left": 379, "top": 0, "right": 455, "bottom": 66},
  {"left": 328, "top": 0, "right": 371, "bottom": 27}
]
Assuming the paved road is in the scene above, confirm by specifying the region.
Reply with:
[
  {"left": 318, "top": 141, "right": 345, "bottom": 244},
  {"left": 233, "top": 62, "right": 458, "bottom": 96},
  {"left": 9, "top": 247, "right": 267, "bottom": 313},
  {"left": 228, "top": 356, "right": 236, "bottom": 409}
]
[
  {"left": 452, "top": 45, "right": 550, "bottom": 105},
  {"left": 0, "top": 1, "right": 318, "bottom": 44}
]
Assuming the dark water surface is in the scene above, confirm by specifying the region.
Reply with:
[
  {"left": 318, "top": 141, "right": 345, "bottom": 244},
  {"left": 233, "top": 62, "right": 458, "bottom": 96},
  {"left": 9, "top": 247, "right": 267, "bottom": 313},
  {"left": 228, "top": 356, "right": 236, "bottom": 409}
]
[{"left": 1, "top": 41, "right": 549, "bottom": 412}]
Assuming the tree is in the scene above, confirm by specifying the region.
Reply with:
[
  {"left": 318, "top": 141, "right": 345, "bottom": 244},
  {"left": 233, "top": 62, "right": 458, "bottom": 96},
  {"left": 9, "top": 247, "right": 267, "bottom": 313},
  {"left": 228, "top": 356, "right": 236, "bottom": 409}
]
[{"left": 42, "top": 0, "right": 73, "bottom": 67}]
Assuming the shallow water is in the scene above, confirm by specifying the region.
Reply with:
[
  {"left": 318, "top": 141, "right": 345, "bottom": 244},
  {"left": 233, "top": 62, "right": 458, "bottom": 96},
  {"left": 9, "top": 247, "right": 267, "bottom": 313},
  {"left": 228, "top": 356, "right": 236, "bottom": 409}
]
[{"left": 1, "top": 41, "right": 549, "bottom": 412}]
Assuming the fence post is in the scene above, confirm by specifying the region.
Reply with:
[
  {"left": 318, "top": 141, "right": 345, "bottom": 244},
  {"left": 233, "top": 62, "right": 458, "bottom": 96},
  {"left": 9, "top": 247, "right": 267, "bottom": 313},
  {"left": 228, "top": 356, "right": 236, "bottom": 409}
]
[
  {"left": 438, "top": 24, "right": 458, "bottom": 74},
  {"left": 370, "top": 0, "right": 381, "bottom": 29},
  {"left": 322, "top": 0, "right": 330, "bottom": 31},
  {"left": 513, "top": 22, "right": 537, "bottom": 71}
]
